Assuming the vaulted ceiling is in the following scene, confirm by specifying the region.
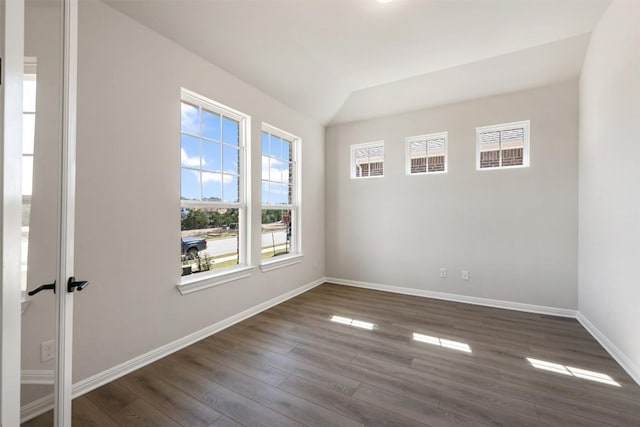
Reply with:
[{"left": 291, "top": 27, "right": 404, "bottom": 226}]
[{"left": 105, "top": 0, "right": 610, "bottom": 125}]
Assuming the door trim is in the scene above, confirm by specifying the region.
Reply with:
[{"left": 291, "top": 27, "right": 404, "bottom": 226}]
[
  {"left": 54, "top": 0, "right": 78, "bottom": 425},
  {"left": 1, "top": 0, "right": 25, "bottom": 425}
]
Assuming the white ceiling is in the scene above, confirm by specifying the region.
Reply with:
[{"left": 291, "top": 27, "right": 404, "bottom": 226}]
[{"left": 104, "top": 0, "right": 610, "bottom": 125}]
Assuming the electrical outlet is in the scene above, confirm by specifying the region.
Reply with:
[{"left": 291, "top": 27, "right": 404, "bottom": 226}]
[
  {"left": 313, "top": 259, "right": 318, "bottom": 269},
  {"left": 41, "top": 340, "right": 55, "bottom": 362},
  {"left": 439, "top": 268, "right": 447, "bottom": 278},
  {"left": 462, "top": 270, "right": 470, "bottom": 281}
]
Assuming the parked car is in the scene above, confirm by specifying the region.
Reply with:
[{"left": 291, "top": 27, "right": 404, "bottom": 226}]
[{"left": 181, "top": 237, "right": 207, "bottom": 259}]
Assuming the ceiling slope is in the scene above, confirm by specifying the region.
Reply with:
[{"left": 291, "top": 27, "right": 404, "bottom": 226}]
[{"left": 104, "top": 0, "right": 610, "bottom": 124}]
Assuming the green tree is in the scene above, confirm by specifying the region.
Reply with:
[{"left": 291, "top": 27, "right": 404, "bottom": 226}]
[{"left": 181, "top": 209, "right": 208, "bottom": 230}]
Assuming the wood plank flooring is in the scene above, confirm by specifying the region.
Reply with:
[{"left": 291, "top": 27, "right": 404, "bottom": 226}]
[{"left": 23, "top": 283, "right": 640, "bottom": 426}]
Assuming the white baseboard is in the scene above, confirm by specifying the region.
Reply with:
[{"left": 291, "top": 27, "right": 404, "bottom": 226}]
[
  {"left": 20, "top": 394, "right": 55, "bottom": 424},
  {"left": 20, "top": 276, "right": 326, "bottom": 423},
  {"left": 577, "top": 312, "right": 640, "bottom": 386},
  {"left": 21, "top": 369, "right": 54, "bottom": 385},
  {"left": 325, "top": 277, "right": 578, "bottom": 318}
]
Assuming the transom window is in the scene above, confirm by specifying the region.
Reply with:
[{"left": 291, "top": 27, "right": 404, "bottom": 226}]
[
  {"left": 406, "top": 132, "right": 448, "bottom": 175},
  {"left": 180, "top": 89, "right": 249, "bottom": 276},
  {"left": 476, "top": 120, "right": 530, "bottom": 170},
  {"left": 351, "top": 141, "right": 384, "bottom": 179},
  {"left": 261, "top": 124, "right": 301, "bottom": 261}
]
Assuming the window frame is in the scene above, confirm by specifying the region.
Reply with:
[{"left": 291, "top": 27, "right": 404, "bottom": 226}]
[
  {"left": 405, "top": 132, "right": 448, "bottom": 175},
  {"left": 260, "top": 123, "right": 303, "bottom": 272},
  {"left": 177, "top": 88, "right": 253, "bottom": 294},
  {"left": 476, "top": 120, "right": 530, "bottom": 171},
  {"left": 350, "top": 141, "right": 385, "bottom": 180}
]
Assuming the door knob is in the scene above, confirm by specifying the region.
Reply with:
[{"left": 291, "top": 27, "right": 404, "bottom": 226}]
[
  {"left": 28, "top": 281, "right": 56, "bottom": 296},
  {"left": 67, "top": 276, "right": 90, "bottom": 293}
]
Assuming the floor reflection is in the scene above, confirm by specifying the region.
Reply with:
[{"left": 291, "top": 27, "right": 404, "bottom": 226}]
[
  {"left": 412, "top": 332, "right": 472, "bottom": 353},
  {"left": 330, "top": 315, "right": 376, "bottom": 330},
  {"left": 527, "top": 357, "right": 621, "bottom": 387}
]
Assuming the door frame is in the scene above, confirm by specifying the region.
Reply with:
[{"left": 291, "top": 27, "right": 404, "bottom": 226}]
[
  {"left": 1, "top": 0, "right": 78, "bottom": 425},
  {"left": 1, "top": 0, "right": 25, "bottom": 425},
  {"left": 55, "top": 0, "right": 78, "bottom": 424}
]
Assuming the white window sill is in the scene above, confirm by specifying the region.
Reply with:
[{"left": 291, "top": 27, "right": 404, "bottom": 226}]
[
  {"left": 260, "top": 253, "right": 304, "bottom": 273},
  {"left": 476, "top": 164, "right": 530, "bottom": 171},
  {"left": 177, "top": 265, "right": 255, "bottom": 295}
]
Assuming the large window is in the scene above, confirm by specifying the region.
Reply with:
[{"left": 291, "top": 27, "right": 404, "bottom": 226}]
[
  {"left": 406, "top": 132, "right": 448, "bottom": 175},
  {"left": 180, "top": 89, "right": 249, "bottom": 278},
  {"left": 261, "top": 124, "right": 301, "bottom": 264},
  {"left": 351, "top": 141, "right": 384, "bottom": 179},
  {"left": 476, "top": 120, "right": 530, "bottom": 170}
]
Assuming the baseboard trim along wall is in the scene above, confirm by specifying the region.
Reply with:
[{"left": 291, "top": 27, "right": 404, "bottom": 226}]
[
  {"left": 326, "top": 277, "right": 578, "bottom": 317},
  {"left": 577, "top": 312, "right": 640, "bottom": 387},
  {"left": 21, "top": 370, "right": 54, "bottom": 385},
  {"left": 20, "top": 276, "right": 326, "bottom": 423}
]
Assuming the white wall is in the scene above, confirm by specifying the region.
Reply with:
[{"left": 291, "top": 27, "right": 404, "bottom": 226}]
[
  {"left": 21, "top": 0, "right": 325, "bottom": 387},
  {"left": 326, "top": 81, "right": 579, "bottom": 309},
  {"left": 579, "top": 0, "right": 640, "bottom": 381}
]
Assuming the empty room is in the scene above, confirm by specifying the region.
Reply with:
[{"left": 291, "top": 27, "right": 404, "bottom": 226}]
[{"left": 1, "top": 0, "right": 639, "bottom": 425}]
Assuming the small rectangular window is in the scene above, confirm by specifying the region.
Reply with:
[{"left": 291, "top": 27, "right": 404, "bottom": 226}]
[
  {"left": 261, "top": 124, "right": 301, "bottom": 263},
  {"left": 180, "top": 89, "right": 249, "bottom": 277},
  {"left": 351, "top": 141, "right": 384, "bottom": 179},
  {"left": 476, "top": 120, "right": 530, "bottom": 170},
  {"left": 406, "top": 132, "right": 448, "bottom": 175}
]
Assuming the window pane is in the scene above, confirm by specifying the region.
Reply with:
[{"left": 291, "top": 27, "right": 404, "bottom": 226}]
[
  {"left": 181, "top": 135, "right": 200, "bottom": 168},
  {"left": 261, "top": 132, "right": 269, "bottom": 156},
  {"left": 270, "top": 157, "right": 286, "bottom": 183},
  {"left": 202, "top": 172, "right": 222, "bottom": 201},
  {"left": 181, "top": 208, "right": 240, "bottom": 274},
  {"left": 22, "top": 156, "right": 33, "bottom": 196},
  {"left": 222, "top": 117, "right": 239, "bottom": 146},
  {"left": 201, "top": 141, "right": 222, "bottom": 172},
  {"left": 353, "top": 143, "right": 384, "bottom": 178},
  {"left": 223, "top": 174, "right": 239, "bottom": 203},
  {"left": 261, "top": 180, "right": 270, "bottom": 204},
  {"left": 354, "top": 147, "right": 370, "bottom": 177},
  {"left": 282, "top": 139, "right": 291, "bottom": 162},
  {"left": 23, "top": 113, "right": 35, "bottom": 155},
  {"left": 181, "top": 102, "right": 199, "bottom": 134},
  {"left": 181, "top": 168, "right": 200, "bottom": 200},
  {"left": 261, "top": 208, "right": 292, "bottom": 259},
  {"left": 270, "top": 135, "right": 282, "bottom": 159},
  {"left": 427, "top": 137, "right": 446, "bottom": 172},
  {"left": 223, "top": 145, "right": 239, "bottom": 174},
  {"left": 479, "top": 130, "right": 500, "bottom": 168},
  {"left": 271, "top": 182, "right": 288, "bottom": 204},
  {"left": 501, "top": 128, "right": 524, "bottom": 166},
  {"left": 261, "top": 155, "right": 270, "bottom": 180},
  {"left": 202, "top": 109, "right": 221, "bottom": 141},
  {"left": 410, "top": 141, "right": 427, "bottom": 174}
]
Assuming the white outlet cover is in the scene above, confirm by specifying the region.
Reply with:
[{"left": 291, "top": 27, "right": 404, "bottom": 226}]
[
  {"left": 439, "top": 268, "right": 447, "bottom": 278},
  {"left": 41, "top": 340, "right": 55, "bottom": 362},
  {"left": 462, "top": 270, "right": 470, "bottom": 280}
]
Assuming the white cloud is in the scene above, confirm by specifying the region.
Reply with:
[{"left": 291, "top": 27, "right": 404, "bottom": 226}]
[
  {"left": 181, "top": 103, "right": 199, "bottom": 133},
  {"left": 262, "top": 155, "right": 288, "bottom": 183},
  {"left": 181, "top": 148, "right": 202, "bottom": 168},
  {"left": 201, "top": 171, "right": 233, "bottom": 184}
]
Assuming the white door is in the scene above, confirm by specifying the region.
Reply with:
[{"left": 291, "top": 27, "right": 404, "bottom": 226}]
[
  {"left": 1, "top": 0, "right": 26, "bottom": 425},
  {"left": 1, "top": 0, "right": 80, "bottom": 425}
]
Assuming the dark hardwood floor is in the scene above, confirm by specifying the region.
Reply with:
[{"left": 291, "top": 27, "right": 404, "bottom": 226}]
[{"left": 23, "top": 283, "right": 640, "bottom": 426}]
